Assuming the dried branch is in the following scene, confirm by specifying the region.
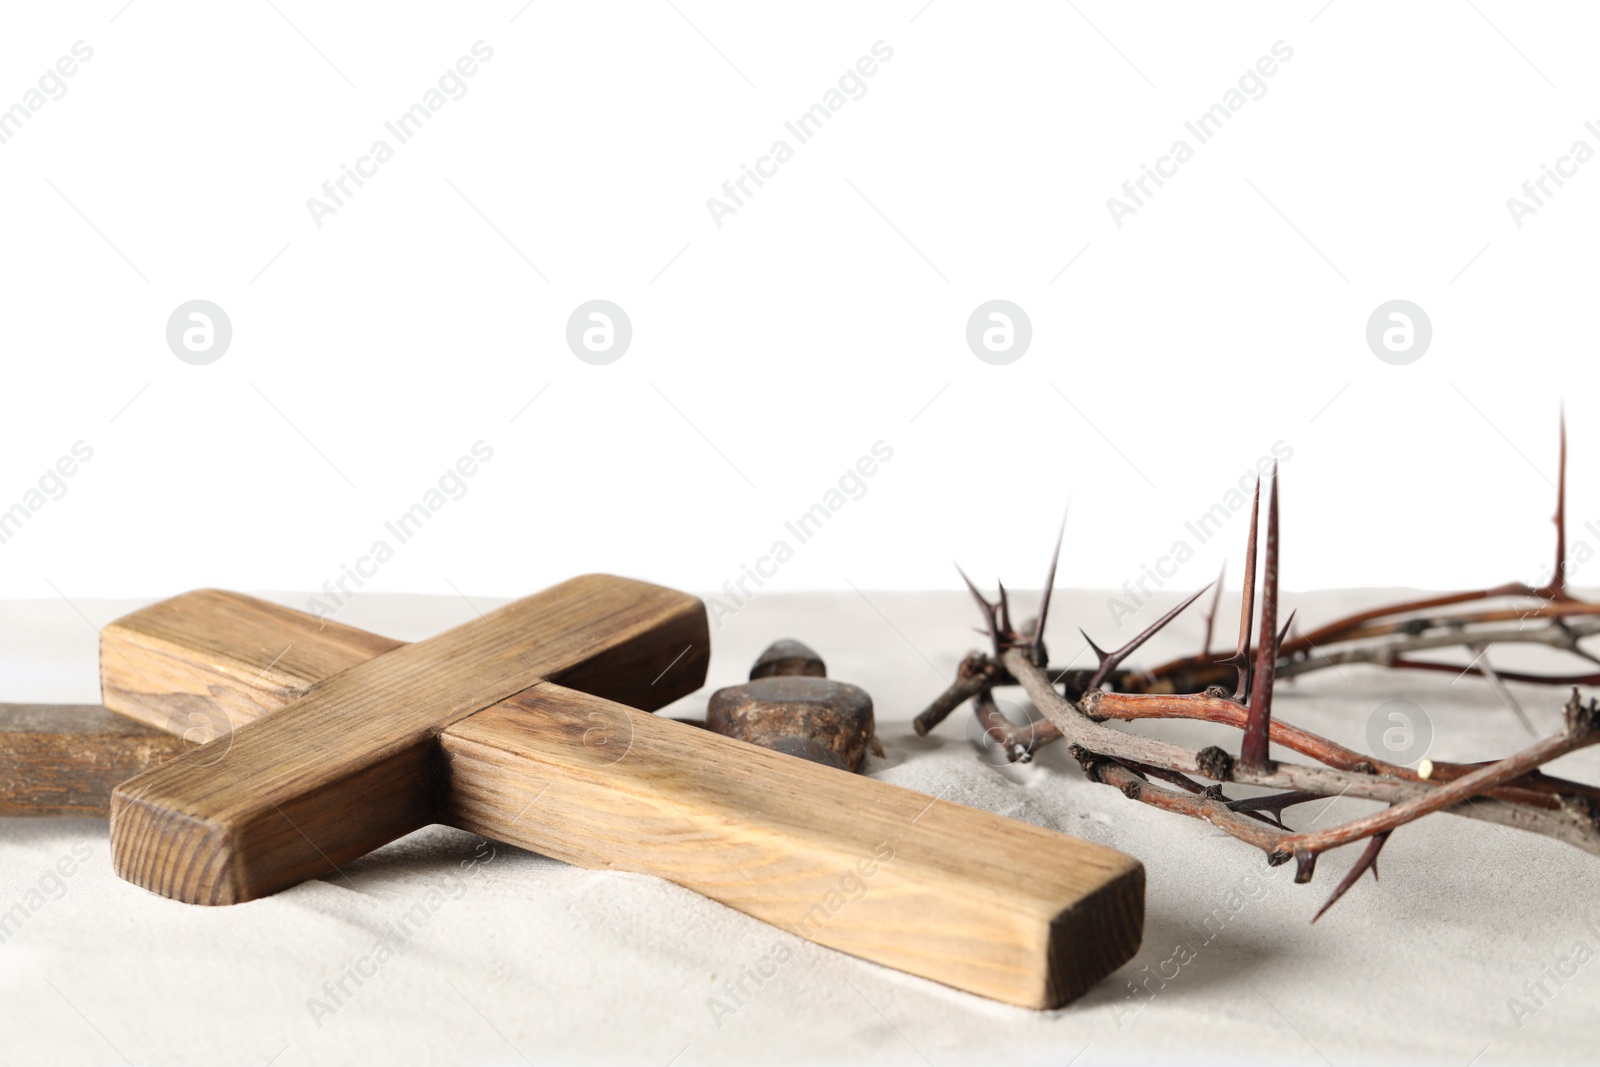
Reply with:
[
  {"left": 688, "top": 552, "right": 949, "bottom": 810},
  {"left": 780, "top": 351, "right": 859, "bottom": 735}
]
[
  {"left": 924, "top": 416, "right": 1600, "bottom": 919},
  {"left": 1090, "top": 690, "right": 1599, "bottom": 809},
  {"left": 999, "top": 645, "right": 1600, "bottom": 857},
  {"left": 972, "top": 690, "right": 1031, "bottom": 764},
  {"left": 912, "top": 651, "right": 1005, "bottom": 736},
  {"left": 1273, "top": 616, "right": 1600, "bottom": 682},
  {"left": 1079, "top": 756, "right": 1282, "bottom": 852},
  {"left": 1261, "top": 692, "right": 1600, "bottom": 862}
]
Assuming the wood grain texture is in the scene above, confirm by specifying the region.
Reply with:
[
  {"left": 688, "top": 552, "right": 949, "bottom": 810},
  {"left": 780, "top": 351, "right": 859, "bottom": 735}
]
[
  {"left": 0, "top": 704, "right": 185, "bottom": 816},
  {"left": 6, "top": 594, "right": 409, "bottom": 816},
  {"left": 97, "top": 580, "right": 1142, "bottom": 1007},
  {"left": 441, "top": 684, "right": 1144, "bottom": 1008},
  {"left": 108, "top": 576, "right": 709, "bottom": 905},
  {"left": 100, "top": 588, "right": 405, "bottom": 737}
]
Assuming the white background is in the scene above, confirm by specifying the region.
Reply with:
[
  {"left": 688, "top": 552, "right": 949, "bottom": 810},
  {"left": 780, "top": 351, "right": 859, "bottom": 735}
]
[{"left": 0, "top": 1, "right": 1594, "bottom": 616}]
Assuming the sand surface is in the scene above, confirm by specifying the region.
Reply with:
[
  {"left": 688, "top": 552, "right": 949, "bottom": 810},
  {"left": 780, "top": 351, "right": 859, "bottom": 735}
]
[{"left": 2, "top": 588, "right": 1595, "bottom": 1066}]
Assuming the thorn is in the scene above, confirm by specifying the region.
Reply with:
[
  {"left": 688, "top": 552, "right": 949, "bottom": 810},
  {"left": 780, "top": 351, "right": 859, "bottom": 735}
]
[
  {"left": 1084, "top": 583, "right": 1215, "bottom": 692},
  {"left": 1121, "top": 758, "right": 1210, "bottom": 794},
  {"left": 1242, "top": 468, "right": 1280, "bottom": 768},
  {"left": 1226, "top": 791, "right": 1323, "bottom": 815},
  {"left": 1312, "top": 830, "right": 1391, "bottom": 922},
  {"left": 1034, "top": 511, "right": 1068, "bottom": 661},
  {"left": 955, "top": 563, "right": 987, "bottom": 609},
  {"left": 1276, "top": 608, "right": 1298, "bottom": 653},
  {"left": 1222, "top": 477, "right": 1262, "bottom": 702},
  {"left": 1225, "top": 789, "right": 1323, "bottom": 830},
  {"left": 1200, "top": 560, "right": 1226, "bottom": 657},
  {"left": 1548, "top": 406, "right": 1569, "bottom": 600},
  {"left": 1469, "top": 642, "right": 1536, "bottom": 737},
  {"left": 997, "top": 579, "right": 1013, "bottom": 638},
  {"left": 956, "top": 564, "right": 1001, "bottom": 654},
  {"left": 1079, "top": 628, "right": 1110, "bottom": 669}
]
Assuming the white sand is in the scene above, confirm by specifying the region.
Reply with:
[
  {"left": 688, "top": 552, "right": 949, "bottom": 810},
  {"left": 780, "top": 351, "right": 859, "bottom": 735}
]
[{"left": 1, "top": 589, "right": 1595, "bottom": 1065}]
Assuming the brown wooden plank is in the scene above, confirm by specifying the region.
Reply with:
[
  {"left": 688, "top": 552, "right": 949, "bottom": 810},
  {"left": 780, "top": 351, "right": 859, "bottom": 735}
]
[
  {"left": 0, "top": 587, "right": 707, "bottom": 818},
  {"left": 100, "top": 588, "right": 405, "bottom": 737},
  {"left": 441, "top": 684, "right": 1144, "bottom": 1008},
  {"left": 94, "top": 581, "right": 1141, "bottom": 1006},
  {"left": 4, "top": 594, "right": 406, "bottom": 817},
  {"left": 107, "top": 576, "right": 709, "bottom": 905},
  {"left": 0, "top": 704, "right": 186, "bottom": 816}
]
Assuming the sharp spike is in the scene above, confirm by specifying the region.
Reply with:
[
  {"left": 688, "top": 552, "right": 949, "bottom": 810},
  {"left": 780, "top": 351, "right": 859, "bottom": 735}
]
[
  {"left": 1224, "top": 477, "right": 1262, "bottom": 702},
  {"left": 1225, "top": 790, "right": 1324, "bottom": 832},
  {"left": 1199, "top": 560, "right": 1226, "bottom": 657},
  {"left": 956, "top": 564, "right": 1001, "bottom": 651},
  {"left": 1034, "top": 511, "right": 1068, "bottom": 660},
  {"left": 1312, "top": 830, "right": 1391, "bottom": 923},
  {"left": 1225, "top": 791, "right": 1325, "bottom": 813},
  {"left": 1241, "top": 468, "right": 1280, "bottom": 767},
  {"left": 1084, "top": 583, "right": 1215, "bottom": 692},
  {"left": 955, "top": 563, "right": 986, "bottom": 605},
  {"left": 1469, "top": 642, "right": 1536, "bottom": 737},
  {"left": 997, "top": 579, "right": 1013, "bottom": 638},
  {"left": 1276, "top": 608, "right": 1297, "bottom": 653},
  {"left": 1550, "top": 406, "right": 1569, "bottom": 600}
]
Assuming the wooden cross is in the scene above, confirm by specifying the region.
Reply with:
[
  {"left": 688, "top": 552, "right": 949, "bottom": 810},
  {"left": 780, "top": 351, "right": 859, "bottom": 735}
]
[{"left": 4, "top": 575, "right": 1143, "bottom": 1008}]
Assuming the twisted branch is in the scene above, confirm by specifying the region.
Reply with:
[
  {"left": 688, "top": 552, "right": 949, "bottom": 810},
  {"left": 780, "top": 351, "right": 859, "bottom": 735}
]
[{"left": 917, "top": 415, "right": 1600, "bottom": 917}]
